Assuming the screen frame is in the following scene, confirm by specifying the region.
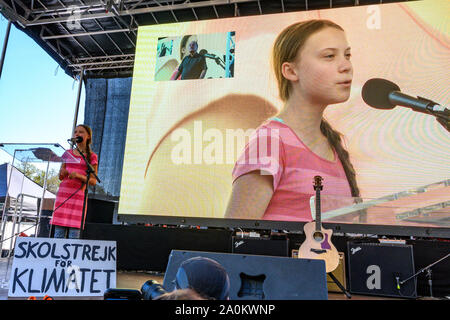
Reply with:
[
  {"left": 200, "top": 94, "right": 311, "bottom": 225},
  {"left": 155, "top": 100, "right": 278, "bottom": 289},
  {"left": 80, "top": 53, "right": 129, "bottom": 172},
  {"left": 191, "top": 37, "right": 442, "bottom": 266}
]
[
  {"left": 116, "top": 0, "right": 450, "bottom": 239},
  {"left": 116, "top": 213, "right": 450, "bottom": 239}
]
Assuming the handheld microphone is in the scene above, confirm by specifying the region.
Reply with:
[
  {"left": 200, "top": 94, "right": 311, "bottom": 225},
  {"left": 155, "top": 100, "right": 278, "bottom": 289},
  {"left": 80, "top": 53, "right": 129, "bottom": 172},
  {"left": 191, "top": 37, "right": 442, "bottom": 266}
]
[
  {"left": 361, "top": 78, "right": 449, "bottom": 116},
  {"left": 68, "top": 136, "right": 83, "bottom": 143}
]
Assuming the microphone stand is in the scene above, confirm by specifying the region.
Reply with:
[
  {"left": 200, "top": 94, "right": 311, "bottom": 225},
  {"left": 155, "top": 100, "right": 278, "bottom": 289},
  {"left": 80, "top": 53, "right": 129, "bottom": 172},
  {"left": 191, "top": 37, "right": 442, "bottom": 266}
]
[
  {"left": 203, "top": 54, "right": 225, "bottom": 70},
  {"left": 72, "top": 143, "right": 100, "bottom": 239},
  {"left": 399, "top": 252, "right": 450, "bottom": 298},
  {"left": 424, "top": 97, "right": 450, "bottom": 133},
  {"left": 435, "top": 114, "right": 449, "bottom": 133}
]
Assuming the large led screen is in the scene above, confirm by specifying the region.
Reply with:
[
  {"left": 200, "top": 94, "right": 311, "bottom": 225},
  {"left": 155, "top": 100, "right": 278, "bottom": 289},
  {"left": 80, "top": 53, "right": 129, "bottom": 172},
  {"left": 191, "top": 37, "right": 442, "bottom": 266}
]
[{"left": 118, "top": 0, "right": 449, "bottom": 229}]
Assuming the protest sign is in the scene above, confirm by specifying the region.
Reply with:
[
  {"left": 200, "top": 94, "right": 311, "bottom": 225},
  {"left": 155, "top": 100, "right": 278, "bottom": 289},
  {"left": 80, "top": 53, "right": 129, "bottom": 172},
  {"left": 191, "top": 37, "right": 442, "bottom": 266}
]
[{"left": 8, "top": 237, "right": 116, "bottom": 297}]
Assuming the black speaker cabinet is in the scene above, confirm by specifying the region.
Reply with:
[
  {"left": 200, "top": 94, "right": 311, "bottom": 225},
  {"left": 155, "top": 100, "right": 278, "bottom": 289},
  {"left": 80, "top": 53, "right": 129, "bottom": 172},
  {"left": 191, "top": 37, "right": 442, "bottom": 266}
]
[
  {"left": 163, "top": 250, "right": 328, "bottom": 300},
  {"left": 36, "top": 210, "right": 53, "bottom": 237},
  {"left": 347, "top": 242, "right": 417, "bottom": 298},
  {"left": 86, "top": 198, "right": 115, "bottom": 224},
  {"left": 232, "top": 236, "right": 289, "bottom": 256}
]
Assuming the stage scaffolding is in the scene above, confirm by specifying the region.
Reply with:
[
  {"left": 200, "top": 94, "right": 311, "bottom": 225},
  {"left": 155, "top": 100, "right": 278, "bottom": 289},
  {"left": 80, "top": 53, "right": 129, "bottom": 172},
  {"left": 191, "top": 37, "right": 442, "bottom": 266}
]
[{"left": 0, "top": 0, "right": 414, "bottom": 79}]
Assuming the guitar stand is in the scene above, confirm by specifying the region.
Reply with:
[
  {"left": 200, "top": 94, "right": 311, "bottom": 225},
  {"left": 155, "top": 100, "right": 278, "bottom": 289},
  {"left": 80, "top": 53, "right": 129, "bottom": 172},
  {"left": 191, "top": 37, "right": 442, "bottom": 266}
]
[{"left": 328, "top": 272, "right": 352, "bottom": 299}]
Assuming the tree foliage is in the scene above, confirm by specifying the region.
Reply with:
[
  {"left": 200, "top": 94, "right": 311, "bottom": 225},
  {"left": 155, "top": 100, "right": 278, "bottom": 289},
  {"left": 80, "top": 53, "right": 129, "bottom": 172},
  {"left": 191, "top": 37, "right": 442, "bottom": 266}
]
[{"left": 15, "top": 162, "right": 61, "bottom": 194}]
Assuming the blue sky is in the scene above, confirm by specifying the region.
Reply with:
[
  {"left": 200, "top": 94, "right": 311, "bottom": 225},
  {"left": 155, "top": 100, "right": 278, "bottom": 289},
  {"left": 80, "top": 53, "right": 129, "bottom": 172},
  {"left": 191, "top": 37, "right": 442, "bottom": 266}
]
[{"left": 0, "top": 17, "right": 85, "bottom": 165}]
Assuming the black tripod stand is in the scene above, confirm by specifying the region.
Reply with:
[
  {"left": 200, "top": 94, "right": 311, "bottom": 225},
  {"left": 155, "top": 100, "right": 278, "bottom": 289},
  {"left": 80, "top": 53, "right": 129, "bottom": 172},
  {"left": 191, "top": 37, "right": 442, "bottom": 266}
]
[
  {"left": 328, "top": 271, "right": 352, "bottom": 299},
  {"left": 72, "top": 144, "right": 100, "bottom": 239},
  {"left": 399, "top": 252, "right": 450, "bottom": 299}
]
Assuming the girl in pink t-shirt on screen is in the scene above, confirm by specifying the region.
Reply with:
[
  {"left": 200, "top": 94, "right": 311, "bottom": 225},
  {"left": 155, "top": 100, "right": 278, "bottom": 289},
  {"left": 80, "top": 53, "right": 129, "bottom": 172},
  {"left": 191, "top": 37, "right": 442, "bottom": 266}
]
[{"left": 225, "top": 20, "right": 360, "bottom": 222}]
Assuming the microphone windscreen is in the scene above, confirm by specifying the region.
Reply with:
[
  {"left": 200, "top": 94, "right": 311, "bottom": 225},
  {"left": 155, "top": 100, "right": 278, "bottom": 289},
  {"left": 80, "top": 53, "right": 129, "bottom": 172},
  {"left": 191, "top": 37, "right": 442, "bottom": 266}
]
[{"left": 362, "top": 78, "right": 400, "bottom": 109}]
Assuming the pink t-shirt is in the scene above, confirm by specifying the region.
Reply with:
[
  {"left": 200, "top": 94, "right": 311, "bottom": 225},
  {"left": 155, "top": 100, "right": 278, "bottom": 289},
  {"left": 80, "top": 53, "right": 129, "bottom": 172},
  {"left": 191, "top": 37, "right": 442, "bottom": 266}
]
[
  {"left": 51, "top": 149, "right": 98, "bottom": 228},
  {"left": 232, "top": 119, "right": 352, "bottom": 222}
]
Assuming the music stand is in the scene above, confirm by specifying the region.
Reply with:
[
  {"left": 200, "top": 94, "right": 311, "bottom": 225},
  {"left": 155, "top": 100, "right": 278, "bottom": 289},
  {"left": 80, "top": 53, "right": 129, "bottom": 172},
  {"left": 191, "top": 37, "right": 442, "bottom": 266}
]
[{"left": 0, "top": 143, "right": 78, "bottom": 255}]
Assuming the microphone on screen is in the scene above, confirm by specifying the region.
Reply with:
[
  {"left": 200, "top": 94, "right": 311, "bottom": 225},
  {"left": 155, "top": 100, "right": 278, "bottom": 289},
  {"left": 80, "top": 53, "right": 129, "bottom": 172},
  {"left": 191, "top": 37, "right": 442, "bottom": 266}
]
[
  {"left": 199, "top": 49, "right": 219, "bottom": 59},
  {"left": 361, "top": 78, "right": 449, "bottom": 116}
]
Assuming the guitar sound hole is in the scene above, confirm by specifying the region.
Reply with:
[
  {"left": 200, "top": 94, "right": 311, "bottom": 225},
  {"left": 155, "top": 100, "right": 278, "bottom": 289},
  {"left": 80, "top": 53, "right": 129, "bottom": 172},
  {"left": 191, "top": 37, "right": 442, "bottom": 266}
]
[{"left": 313, "top": 231, "right": 324, "bottom": 242}]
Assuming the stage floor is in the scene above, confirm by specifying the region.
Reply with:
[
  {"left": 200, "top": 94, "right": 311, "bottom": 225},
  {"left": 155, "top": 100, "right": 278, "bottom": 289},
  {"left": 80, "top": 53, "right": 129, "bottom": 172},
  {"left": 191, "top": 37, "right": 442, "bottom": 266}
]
[{"left": 0, "top": 257, "right": 400, "bottom": 300}]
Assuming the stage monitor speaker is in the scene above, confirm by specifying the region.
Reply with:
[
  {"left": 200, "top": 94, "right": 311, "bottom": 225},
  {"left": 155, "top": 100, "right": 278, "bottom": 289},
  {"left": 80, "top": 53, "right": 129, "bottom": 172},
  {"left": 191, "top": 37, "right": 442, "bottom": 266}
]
[
  {"left": 163, "top": 250, "right": 328, "bottom": 300},
  {"left": 347, "top": 242, "right": 417, "bottom": 298},
  {"left": 231, "top": 236, "right": 289, "bottom": 256}
]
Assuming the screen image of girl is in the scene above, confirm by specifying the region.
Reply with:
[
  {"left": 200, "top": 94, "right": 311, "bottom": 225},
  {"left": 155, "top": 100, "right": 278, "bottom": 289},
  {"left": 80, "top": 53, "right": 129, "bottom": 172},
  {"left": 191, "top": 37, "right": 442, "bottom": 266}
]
[{"left": 225, "top": 19, "right": 360, "bottom": 222}]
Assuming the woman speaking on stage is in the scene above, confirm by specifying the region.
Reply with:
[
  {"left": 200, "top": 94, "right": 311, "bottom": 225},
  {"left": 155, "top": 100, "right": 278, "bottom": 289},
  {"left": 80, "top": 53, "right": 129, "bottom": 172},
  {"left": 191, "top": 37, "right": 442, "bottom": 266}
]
[{"left": 50, "top": 124, "right": 98, "bottom": 238}]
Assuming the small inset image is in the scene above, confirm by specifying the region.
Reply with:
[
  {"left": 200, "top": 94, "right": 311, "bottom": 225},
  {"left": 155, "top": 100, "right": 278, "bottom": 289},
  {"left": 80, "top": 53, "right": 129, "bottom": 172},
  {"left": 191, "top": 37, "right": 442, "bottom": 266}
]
[
  {"left": 157, "top": 39, "right": 173, "bottom": 58},
  {"left": 154, "top": 31, "right": 235, "bottom": 81}
]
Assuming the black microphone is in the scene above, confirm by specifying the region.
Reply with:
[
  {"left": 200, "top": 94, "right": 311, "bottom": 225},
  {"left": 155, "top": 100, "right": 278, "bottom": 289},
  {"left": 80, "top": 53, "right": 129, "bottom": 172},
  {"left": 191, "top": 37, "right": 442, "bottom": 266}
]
[
  {"left": 199, "top": 49, "right": 218, "bottom": 59},
  {"left": 362, "top": 78, "right": 449, "bottom": 116},
  {"left": 68, "top": 136, "right": 83, "bottom": 143}
]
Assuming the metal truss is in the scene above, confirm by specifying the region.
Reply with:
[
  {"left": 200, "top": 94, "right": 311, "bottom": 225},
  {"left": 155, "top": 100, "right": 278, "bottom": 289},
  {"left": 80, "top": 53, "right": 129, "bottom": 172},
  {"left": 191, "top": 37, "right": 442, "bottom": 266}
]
[
  {"left": 69, "top": 53, "right": 135, "bottom": 73},
  {"left": 1, "top": 0, "right": 257, "bottom": 27},
  {"left": 0, "top": 0, "right": 386, "bottom": 77}
]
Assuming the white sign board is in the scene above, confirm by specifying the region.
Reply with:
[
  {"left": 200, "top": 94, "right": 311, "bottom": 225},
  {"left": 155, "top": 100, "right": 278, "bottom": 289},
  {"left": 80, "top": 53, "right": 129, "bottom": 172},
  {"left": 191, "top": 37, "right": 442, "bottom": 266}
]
[{"left": 8, "top": 238, "right": 117, "bottom": 297}]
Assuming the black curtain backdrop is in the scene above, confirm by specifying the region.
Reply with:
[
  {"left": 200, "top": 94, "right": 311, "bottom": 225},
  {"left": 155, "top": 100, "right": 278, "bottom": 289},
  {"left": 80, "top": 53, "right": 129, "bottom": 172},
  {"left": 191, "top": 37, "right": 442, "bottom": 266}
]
[
  {"left": 84, "top": 77, "right": 132, "bottom": 200},
  {"left": 83, "top": 224, "right": 233, "bottom": 271}
]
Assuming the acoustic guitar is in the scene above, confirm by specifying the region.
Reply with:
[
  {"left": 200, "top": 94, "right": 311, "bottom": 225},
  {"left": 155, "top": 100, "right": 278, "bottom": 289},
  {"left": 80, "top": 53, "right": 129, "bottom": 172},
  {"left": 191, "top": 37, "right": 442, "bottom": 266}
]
[{"left": 298, "top": 175, "right": 340, "bottom": 273}]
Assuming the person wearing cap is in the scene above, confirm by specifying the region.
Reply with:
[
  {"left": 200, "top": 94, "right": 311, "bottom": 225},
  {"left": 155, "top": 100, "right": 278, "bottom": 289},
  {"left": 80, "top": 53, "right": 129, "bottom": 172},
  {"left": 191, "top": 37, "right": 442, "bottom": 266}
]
[
  {"left": 172, "top": 256, "right": 230, "bottom": 300},
  {"left": 155, "top": 288, "right": 206, "bottom": 300}
]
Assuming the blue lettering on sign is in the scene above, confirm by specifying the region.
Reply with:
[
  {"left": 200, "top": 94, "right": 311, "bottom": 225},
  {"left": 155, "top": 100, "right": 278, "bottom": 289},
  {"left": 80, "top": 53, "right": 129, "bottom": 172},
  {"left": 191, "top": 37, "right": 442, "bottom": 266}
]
[
  {"left": 13, "top": 241, "right": 116, "bottom": 261},
  {"left": 11, "top": 268, "right": 116, "bottom": 294}
]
